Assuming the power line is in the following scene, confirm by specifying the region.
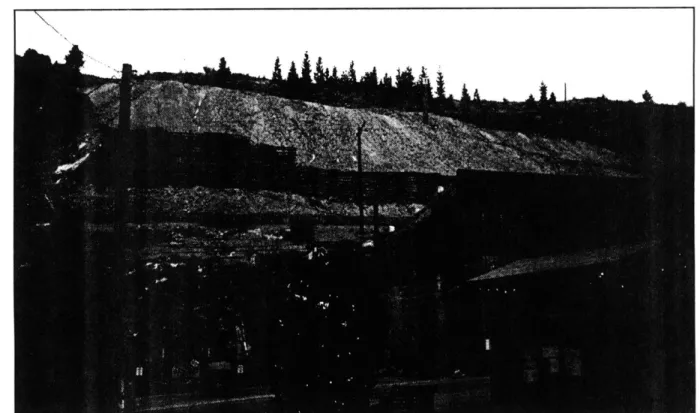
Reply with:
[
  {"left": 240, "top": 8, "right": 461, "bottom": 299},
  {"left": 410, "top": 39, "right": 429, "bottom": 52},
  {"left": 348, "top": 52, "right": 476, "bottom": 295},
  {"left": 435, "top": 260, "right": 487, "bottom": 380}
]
[{"left": 33, "top": 11, "right": 121, "bottom": 74}]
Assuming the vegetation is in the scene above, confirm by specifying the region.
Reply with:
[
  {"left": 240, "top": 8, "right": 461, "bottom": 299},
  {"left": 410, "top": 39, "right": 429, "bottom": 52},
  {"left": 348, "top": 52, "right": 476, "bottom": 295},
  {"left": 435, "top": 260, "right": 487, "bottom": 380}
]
[{"left": 20, "top": 48, "right": 695, "bottom": 178}]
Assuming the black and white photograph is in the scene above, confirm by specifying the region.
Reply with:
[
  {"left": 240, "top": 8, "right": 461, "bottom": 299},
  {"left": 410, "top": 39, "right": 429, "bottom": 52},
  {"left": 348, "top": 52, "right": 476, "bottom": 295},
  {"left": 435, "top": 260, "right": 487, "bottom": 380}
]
[{"left": 11, "top": 4, "right": 696, "bottom": 413}]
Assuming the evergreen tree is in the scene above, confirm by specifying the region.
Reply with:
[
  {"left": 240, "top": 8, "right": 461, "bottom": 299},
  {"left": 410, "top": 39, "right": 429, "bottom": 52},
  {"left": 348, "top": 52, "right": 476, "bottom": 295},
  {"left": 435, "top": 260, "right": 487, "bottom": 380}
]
[
  {"left": 525, "top": 94, "right": 536, "bottom": 109},
  {"left": 348, "top": 61, "right": 357, "bottom": 84},
  {"left": 642, "top": 90, "right": 654, "bottom": 104},
  {"left": 360, "top": 68, "right": 378, "bottom": 88},
  {"left": 287, "top": 61, "right": 300, "bottom": 97},
  {"left": 549, "top": 92, "right": 557, "bottom": 103},
  {"left": 436, "top": 69, "right": 446, "bottom": 101},
  {"left": 301, "top": 51, "right": 313, "bottom": 85},
  {"left": 473, "top": 89, "right": 481, "bottom": 104},
  {"left": 287, "top": 61, "right": 300, "bottom": 83},
  {"left": 435, "top": 69, "right": 446, "bottom": 113},
  {"left": 381, "top": 73, "right": 392, "bottom": 88},
  {"left": 324, "top": 68, "right": 330, "bottom": 83},
  {"left": 447, "top": 94, "right": 455, "bottom": 111},
  {"left": 204, "top": 66, "right": 216, "bottom": 86},
  {"left": 272, "top": 57, "right": 283, "bottom": 84},
  {"left": 379, "top": 73, "right": 393, "bottom": 107},
  {"left": 396, "top": 67, "right": 415, "bottom": 109},
  {"left": 64, "top": 45, "right": 84, "bottom": 71},
  {"left": 459, "top": 84, "right": 471, "bottom": 120},
  {"left": 539, "top": 81, "right": 548, "bottom": 105},
  {"left": 314, "top": 56, "right": 325, "bottom": 85},
  {"left": 63, "top": 45, "right": 85, "bottom": 88},
  {"left": 215, "top": 57, "right": 231, "bottom": 86},
  {"left": 417, "top": 66, "right": 432, "bottom": 111},
  {"left": 331, "top": 67, "right": 338, "bottom": 82}
]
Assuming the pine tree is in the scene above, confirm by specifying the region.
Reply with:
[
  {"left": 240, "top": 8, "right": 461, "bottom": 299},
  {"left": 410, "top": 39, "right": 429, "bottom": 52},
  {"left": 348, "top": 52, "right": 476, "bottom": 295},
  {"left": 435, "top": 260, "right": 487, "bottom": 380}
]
[
  {"left": 215, "top": 57, "right": 231, "bottom": 86},
  {"left": 64, "top": 45, "right": 84, "bottom": 71},
  {"left": 301, "top": 51, "right": 313, "bottom": 85},
  {"left": 314, "top": 56, "right": 325, "bottom": 85},
  {"left": 525, "top": 94, "right": 536, "bottom": 109},
  {"left": 396, "top": 67, "right": 415, "bottom": 109},
  {"left": 324, "top": 68, "right": 330, "bottom": 82},
  {"left": 435, "top": 69, "right": 446, "bottom": 113},
  {"left": 539, "top": 82, "right": 548, "bottom": 104},
  {"left": 272, "top": 57, "right": 283, "bottom": 84},
  {"left": 460, "top": 84, "right": 471, "bottom": 120},
  {"left": 381, "top": 73, "right": 392, "bottom": 88},
  {"left": 418, "top": 66, "right": 432, "bottom": 110},
  {"left": 473, "top": 89, "right": 481, "bottom": 104},
  {"left": 436, "top": 70, "right": 446, "bottom": 101},
  {"left": 287, "top": 61, "right": 300, "bottom": 97},
  {"left": 287, "top": 61, "right": 300, "bottom": 83},
  {"left": 348, "top": 61, "right": 357, "bottom": 84},
  {"left": 549, "top": 92, "right": 557, "bottom": 103},
  {"left": 329, "top": 67, "right": 339, "bottom": 87}
]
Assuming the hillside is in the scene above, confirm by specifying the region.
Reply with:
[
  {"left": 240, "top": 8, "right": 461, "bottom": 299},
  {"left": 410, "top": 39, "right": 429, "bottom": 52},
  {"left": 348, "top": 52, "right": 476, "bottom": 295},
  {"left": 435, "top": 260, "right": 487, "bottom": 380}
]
[{"left": 88, "top": 80, "right": 634, "bottom": 177}]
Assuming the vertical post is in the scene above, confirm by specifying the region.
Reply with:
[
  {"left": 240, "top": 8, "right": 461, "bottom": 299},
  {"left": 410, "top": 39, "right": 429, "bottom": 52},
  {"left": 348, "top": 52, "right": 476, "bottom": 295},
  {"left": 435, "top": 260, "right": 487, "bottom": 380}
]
[
  {"left": 564, "top": 83, "right": 567, "bottom": 103},
  {"left": 116, "top": 64, "right": 132, "bottom": 226},
  {"left": 357, "top": 121, "right": 366, "bottom": 237},
  {"left": 116, "top": 63, "right": 135, "bottom": 413}
]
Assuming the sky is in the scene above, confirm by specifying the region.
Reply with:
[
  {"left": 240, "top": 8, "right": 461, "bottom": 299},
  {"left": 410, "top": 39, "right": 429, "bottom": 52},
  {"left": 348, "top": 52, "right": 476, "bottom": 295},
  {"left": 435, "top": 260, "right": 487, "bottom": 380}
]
[{"left": 15, "top": 8, "right": 693, "bottom": 105}]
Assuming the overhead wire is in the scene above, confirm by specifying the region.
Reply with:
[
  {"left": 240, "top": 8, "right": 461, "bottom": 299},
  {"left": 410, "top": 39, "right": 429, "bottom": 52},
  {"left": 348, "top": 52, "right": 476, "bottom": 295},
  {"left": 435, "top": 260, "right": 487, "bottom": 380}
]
[{"left": 34, "top": 11, "right": 121, "bottom": 75}]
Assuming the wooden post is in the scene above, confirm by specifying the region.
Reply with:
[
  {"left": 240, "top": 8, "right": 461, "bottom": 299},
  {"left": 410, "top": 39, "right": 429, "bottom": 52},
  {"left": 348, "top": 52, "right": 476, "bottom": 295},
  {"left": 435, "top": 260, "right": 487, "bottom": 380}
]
[
  {"left": 116, "top": 64, "right": 132, "bottom": 225},
  {"left": 357, "top": 121, "right": 366, "bottom": 236},
  {"left": 116, "top": 63, "right": 136, "bottom": 413}
]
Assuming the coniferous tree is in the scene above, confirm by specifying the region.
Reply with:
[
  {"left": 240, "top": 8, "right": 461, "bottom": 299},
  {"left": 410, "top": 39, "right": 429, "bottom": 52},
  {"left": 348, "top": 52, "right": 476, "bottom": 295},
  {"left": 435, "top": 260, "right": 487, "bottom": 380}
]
[
  {"left": 370, "top": 67, "right": 378, "bottom": 87},
  {"left": 539, "top": 82, "right": 548, "bottom": 105},
  {"left": 460, "top": 84, "right": 471, "bottom": 121},
  {"left": 64, "top": 45, "right": 84, "bottom": 71},
  {"left": 314, "top": 57, "right": 325, "bottom": 86},
  {"left": 287, "top": 61, "right": 300, "bottom": 97},
  {"left": 324, "top": 68, "right": 330, "bottom": 83},
  {"left": 549, "top": 92, "right": 557, "bottom": 103},
  {"left": 301, "top": 51, "right": 313, "bottom": 86},
  {"left": 447, "top": 94, "right": 455, "bottom": 112},
  {"left": 417, "top": 67, "right": 432, "bottom": 120},
  {"left": 473, "top": 89, "right": 481, "bottom": 104},
  {"left": 396, "top": 67, "right": 415, "bottom": 109},
  {"left": 215, "top": 57, "right": 231, "bottom": 86},
  {"left": 348, "top": 61, "right": 357, "bottom": 84},
  {"left": 525, "top": 94, "right": 536, "bottom": 109},
  {"left": 287, "top": 61, "right": 300, "bottom": 83},
  {"left": 379, "top": 73, "right": 393, "bottom": 107},
  {"left": 436, "top": 70, "right": 446, "bottom": 101},
  {"left": 64, "top": 45, "right": 85, "bottom": 88},
  {"left": 642, "top": 90, "right": 654, "bottom": 104},
  {"left": 272, "top": 57, "right": 283, "bottom": 84},
  {"left": 435, "top": 69, "right": 446, "bottom": 112},
  {"left": 381, "top": 73, "right": 392, "bottom": 88}
]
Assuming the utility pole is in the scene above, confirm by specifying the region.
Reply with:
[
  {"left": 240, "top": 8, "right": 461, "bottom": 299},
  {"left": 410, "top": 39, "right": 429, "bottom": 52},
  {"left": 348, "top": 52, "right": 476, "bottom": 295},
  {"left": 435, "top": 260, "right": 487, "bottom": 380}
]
[
  {"left": 564, "top": 83, "right": 567, "bottom": 103},
  {"left": 116, "top": 63, "right": 135, "bottom": 413},
  {"left": 356, "top": 121, "right": 366, "bottom": 237}
]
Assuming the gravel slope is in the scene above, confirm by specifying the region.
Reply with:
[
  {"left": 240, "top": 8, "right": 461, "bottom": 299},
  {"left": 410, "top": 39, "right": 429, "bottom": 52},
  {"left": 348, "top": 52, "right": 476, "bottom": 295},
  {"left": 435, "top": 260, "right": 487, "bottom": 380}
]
[{"left": 89, "top": 80, "right": 633, "bottom": 177}]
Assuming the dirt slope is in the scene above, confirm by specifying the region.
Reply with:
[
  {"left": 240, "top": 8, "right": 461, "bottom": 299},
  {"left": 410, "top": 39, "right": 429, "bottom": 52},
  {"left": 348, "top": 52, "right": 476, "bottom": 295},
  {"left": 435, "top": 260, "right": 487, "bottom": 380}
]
[{"left": 89, "top": 80, "right": 632, "bottom": 177}]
